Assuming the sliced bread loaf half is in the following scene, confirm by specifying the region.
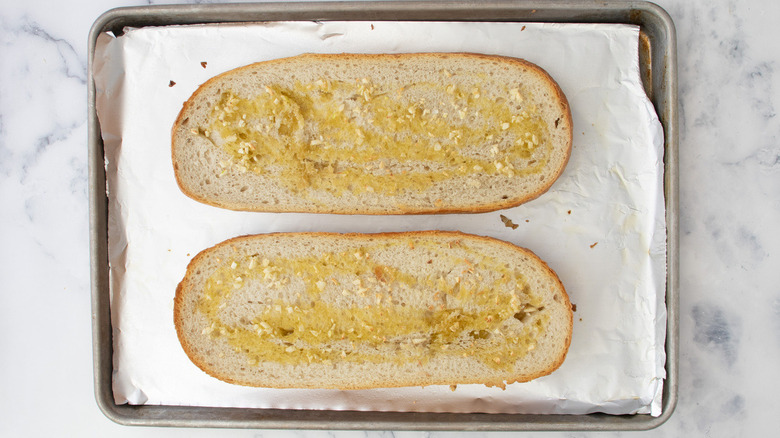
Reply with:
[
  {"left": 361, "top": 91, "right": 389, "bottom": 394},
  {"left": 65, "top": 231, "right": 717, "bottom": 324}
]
[
  {"left": 172, "top": 53, "right": 572, "bottom": 214},
  {"left": 174, "top": 231, "right": 572, "bottom": 389}
]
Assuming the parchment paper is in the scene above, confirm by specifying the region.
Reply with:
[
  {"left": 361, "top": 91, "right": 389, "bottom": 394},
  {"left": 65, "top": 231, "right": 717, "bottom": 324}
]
[{"left": 93, "top": 21, "right": 667, "bottom": 416}]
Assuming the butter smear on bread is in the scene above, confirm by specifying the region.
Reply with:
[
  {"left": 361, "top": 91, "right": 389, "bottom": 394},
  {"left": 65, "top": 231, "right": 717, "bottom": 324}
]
[
  {"left": 174, "top": 232, "right": 572, "bottom": 389},
  {"left": 172, "top": 53, "right": 572, "bottom": 214}
]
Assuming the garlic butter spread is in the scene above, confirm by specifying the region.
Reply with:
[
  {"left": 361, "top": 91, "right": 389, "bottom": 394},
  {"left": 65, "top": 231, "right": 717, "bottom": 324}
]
[
  {"left": 204, "top": 71, "right": 548, "bottom": 196},
  {"left": 198, "top": 240, "right": 548, "bottom": 370}
]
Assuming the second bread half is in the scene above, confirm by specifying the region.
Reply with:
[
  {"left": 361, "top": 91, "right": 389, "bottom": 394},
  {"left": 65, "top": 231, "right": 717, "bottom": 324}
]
[{"left": 174, "top": 231, "right": 572, "bottom": 389}]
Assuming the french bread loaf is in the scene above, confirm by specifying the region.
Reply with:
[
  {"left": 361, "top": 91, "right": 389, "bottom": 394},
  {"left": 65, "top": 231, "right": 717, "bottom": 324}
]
[
  {"left": 172, "top": 53, "right": 572, "bottom": 214},
  {"left": 174, "top": 231, "right": 572, "bottom": 389}
]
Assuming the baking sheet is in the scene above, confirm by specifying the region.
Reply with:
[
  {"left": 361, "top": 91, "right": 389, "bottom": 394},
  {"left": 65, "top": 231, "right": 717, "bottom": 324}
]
[{"left": 93, "top": 20, "right": 666, "bottom": 416}]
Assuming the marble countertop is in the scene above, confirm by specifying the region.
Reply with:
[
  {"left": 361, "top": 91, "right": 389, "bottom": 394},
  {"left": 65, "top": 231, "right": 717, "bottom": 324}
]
[{"left": 1, "top": 0, "right": 778, "bottom": 436}]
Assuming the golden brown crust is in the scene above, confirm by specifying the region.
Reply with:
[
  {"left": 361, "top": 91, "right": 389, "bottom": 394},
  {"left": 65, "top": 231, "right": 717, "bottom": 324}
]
[
  {"left": 172, "top": 53, "right": 572, "bottom": 214},
  {"left": 174, "top": 231, "right": 572, "bottom": 389}
]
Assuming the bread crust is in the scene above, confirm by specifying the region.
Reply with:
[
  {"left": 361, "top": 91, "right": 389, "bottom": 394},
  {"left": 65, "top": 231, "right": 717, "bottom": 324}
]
[
  {"left": 172, "top": 53, "right": 572, "bottom": 214},
  {"left": 174, "top": 231, "right": 572, "bottom": 389}
]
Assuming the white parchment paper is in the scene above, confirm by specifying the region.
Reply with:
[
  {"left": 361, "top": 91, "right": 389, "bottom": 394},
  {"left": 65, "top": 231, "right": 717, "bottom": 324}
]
[{"left": 93, "top": 21, "right": 667, "bottom": 416}]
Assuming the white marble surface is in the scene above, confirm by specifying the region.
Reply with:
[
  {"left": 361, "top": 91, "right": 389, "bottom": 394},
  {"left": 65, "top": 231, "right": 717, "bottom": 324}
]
[{"left": 0, "top": 0, "right": 778, "bottom": 436}]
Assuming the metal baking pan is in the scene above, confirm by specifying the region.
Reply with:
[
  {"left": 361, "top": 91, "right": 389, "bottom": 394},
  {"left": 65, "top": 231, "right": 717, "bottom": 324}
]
[{"left": 88, "top": 0, "right": 678, "bottom": 430}]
